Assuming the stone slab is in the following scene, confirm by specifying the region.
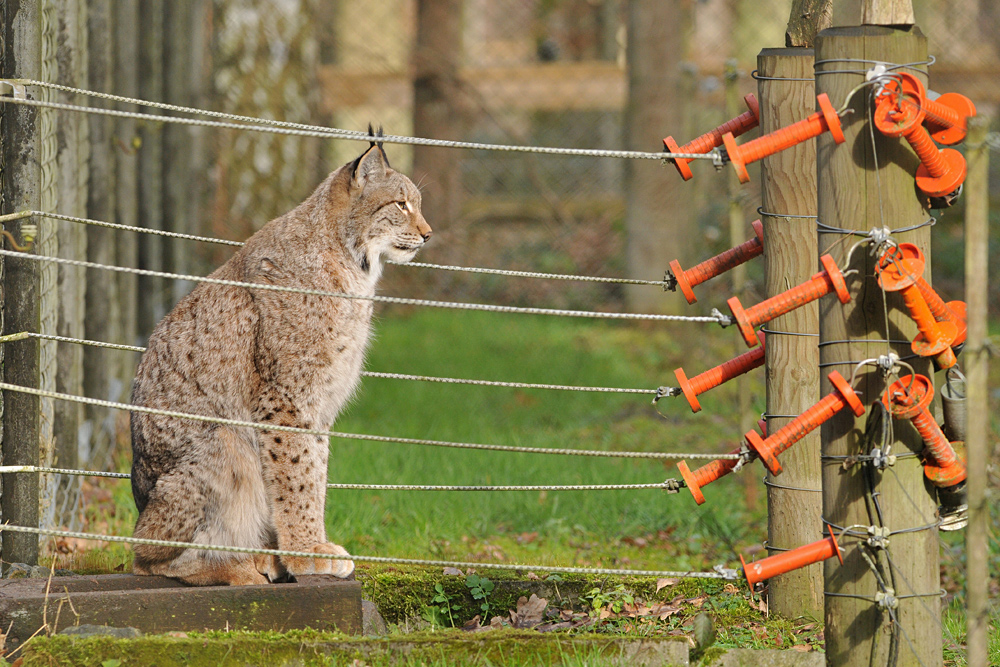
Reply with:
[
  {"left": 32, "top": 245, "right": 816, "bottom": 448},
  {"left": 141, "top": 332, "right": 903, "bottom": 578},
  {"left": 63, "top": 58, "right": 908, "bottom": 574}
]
[{"left": 0, "top": 573, "right": 361, "bottom": 649}]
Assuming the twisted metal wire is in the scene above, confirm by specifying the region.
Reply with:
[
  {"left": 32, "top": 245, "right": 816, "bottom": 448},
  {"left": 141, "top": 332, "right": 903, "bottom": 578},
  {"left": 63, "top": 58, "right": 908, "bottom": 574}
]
[
  {"left": 0, "top": 248, "right": 726, "bottom": 325},
  {"left": 0, "top": 332, "right": 661, "bottom": 395},
  {"left": 1, "top": 210, "right": 667, "bottom": 287},
  {"left": 0, "top": 381, "right": 738, "bottom": 461},
  {"left": 0, "top": 91, "right": 716, "bottom": 162},
  {"left": 0, "top": 466, "right": 679, "bottom": 492},
  {"left": 0, "top": 524, "right": 737, "bottom": 580}
]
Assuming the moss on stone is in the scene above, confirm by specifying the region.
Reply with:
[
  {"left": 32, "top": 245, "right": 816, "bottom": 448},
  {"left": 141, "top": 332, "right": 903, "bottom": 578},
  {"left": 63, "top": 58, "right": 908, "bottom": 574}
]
[{"left": 22, "top": 630, "right": 691, "bottom": 667}]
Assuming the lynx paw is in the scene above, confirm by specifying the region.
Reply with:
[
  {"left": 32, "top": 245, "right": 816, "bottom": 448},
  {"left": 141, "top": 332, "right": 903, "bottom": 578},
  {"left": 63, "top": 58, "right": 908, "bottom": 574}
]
[{"left": 282, "top": 542, "right": 355, "bottom": 579}]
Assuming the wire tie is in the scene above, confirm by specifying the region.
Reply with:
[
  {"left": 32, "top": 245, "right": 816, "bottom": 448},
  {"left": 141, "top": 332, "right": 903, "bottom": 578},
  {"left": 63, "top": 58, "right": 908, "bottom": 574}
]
[
  {"left": 874, "top": 589, "right": 899, "bottom": 610},
  {"left": 661, "top": 478, "right": 682, "bottom": 494},
  {"left": 713, "top": 564, "right": 738, "bottom": 580},
  {"left": 732, "top": 442, "right": 753, "bottom": 473},
  {"left": 869, "top": 447, "right": 896, "bottom": 470},
  {"left": 711, "top": 308, "right": 734, "bottom": 327},
  {"left": 867, "top": 525, "right": 891, "bottom": 549},
  {"left": 868, "top": 225, "right": 892, "bottom": 247},
  {"left": 651, "top": 386, "right": 680, "bottom": 404},
  {"left": 662, "top": 270, "right": 678, "bottom": 292}
]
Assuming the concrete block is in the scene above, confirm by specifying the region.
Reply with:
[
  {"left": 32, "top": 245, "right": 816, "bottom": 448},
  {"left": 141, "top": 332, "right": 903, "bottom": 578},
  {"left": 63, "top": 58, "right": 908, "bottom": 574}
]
[{"left": 0, "top": 573, "right": 362, "bottom": 650}]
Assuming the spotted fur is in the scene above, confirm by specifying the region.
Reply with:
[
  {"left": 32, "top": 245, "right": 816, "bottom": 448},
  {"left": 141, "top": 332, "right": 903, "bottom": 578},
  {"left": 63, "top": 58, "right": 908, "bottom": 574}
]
[{"left": 130, "top": 143, "right": 431, "bottom": 585}]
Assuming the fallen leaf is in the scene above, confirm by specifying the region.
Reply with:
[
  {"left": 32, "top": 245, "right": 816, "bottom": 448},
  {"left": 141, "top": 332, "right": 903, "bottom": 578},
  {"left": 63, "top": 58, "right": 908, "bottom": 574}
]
[
  {"left": 515, "top": 532, "right": 538, "bottom": 545},
  {"left": 756, "top": 597, "right": 769, "bottom": 615},
  {"left": 599, "top": 608, "right": 613, "bottom": 620},
  {"left": 791, "top": 644, "right": 813, "bottom": 652},
  {"left": 526, "top": 572, "right": 540, "bottom": 580},
  {"left": 656, "top": 578, "right": 678, "bottom": 593},
  {"left": 489, "top": 616, "right": 507, "bottom": 630},
  {"left": 687, "top": 595, "right": 708, "bottom": 608},
  {"left": 442, "top": 567, "right": 463, "bottom": 576},
  {"left": 166, "top": 631, "right": 188, "bottom": 638},
  {"left": 461, "top": 615, "right": 482, "bottom": 631},
  {"left": 723, "top": 583, "right": 739, "bottom": 594},
  {"left": 514, "top": 594, "right": 548, "bottom": 628}
]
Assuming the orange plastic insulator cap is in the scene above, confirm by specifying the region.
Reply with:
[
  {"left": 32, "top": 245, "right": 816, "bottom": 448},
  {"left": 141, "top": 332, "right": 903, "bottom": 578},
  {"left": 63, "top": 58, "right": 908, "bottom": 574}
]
[
  {"left": 925, "top": 92, "right": 977, "bottom": 145},
  {"left": 740, "top": 525, "right": 843, "bottom": 590},
  {"left": 663, "top": 94, "right": 760, "bottom": 181}
]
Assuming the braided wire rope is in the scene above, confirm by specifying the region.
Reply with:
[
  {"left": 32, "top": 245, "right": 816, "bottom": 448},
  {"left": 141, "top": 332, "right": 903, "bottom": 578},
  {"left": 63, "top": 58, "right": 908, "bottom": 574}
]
[
  {"left": 0, "top": 210, "right": 668, "bottom": 287},
  {"left": 0, "top": 92, "right": 716, "bottom": 162},
  {"left": 0, "top": 525, "right": 737, "bottom": 580},
  {"left": 0, "top": 332, "right": 662, "bottom": 395},
  {"left": 0, "top": 248, "right": 726, "bottom": 325},
  {"left": 0, "top": 466, "right": 679, "bottom": 493},
  {"left": 0, "top": 381, "right": 738, "bottom": 461}
]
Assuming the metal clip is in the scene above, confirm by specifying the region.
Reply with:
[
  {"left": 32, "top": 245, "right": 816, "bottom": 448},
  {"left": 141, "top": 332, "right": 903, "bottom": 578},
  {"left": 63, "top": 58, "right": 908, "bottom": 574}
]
[
  {"left": 874, "top": 589, "right": 899, "bottom": 610},
  {"left": 870, "top": 448, "right": 896, "bottom": 470},
  {"left": 661, "top": 478, "right": 681, "bottom": 494},
  {"left": 0, "top": 80, "right": 27, "bottom": 99},
  {"left": 866, "top": 525, "right": 891, "bottom": 549}
]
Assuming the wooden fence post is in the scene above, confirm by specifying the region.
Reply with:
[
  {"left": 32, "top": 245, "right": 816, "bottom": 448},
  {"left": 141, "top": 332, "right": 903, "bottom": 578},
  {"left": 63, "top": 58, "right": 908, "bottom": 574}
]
[
  {"left": 1, "top": 0, "right": 43, "bottom": 567},
  {"left": 756, "top": 46, "right": 824, "bottom": 619},
  {"left": 51, "top": 0, "right": 89, "bottom": 528},
  {"left": 816, "top": 24, "right": 942, "bottom": 667},
  {"left": 962, "top": 115, "right": 990, "bottom": 667}
]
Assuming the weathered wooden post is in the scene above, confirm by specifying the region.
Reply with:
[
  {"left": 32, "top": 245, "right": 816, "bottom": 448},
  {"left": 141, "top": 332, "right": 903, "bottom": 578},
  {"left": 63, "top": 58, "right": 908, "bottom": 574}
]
[
  {"left": 816, "top": 8, "right": 943, "bottom": 667},
  {"left": 1, "top": 0, "right": 43, "bottom": 566},
  {"left": 51, "top": 0, "right": 89, "bottom": 527},
  {"left": 756, "top": 45, "right": 824, "bottom": 618},
  {"left": 962, "top": 116, "right": 990, "bottom": 667}
]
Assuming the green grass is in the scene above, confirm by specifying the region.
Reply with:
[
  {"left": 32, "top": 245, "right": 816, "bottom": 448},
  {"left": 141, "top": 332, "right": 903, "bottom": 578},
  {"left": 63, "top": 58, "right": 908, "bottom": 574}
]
[{"left": 326, "top": 308, "right": 765, "bottom": 571}]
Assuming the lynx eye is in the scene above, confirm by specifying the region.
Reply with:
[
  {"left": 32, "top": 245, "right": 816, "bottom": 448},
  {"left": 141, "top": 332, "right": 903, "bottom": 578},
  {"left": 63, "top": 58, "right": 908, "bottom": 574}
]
[{"left": 394, "top": 201, "right": 407, "bottom": 213}]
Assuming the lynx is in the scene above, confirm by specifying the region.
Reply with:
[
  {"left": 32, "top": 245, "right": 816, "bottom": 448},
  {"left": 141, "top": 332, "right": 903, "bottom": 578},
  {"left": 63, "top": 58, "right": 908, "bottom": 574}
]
[{"left": 130, "top": 136, "right": 431, "bottom": 585}]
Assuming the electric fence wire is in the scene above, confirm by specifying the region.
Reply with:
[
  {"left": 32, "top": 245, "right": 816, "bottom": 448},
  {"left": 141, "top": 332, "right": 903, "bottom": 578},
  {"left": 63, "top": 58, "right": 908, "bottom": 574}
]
[
  {"left": 0, "top": 381, "right": 739, "bottom": 462},
  {"left": 0, "top": 524, "right": 738, "bottom": 580},
  {"left": 0, "top": 466, "right": 681, "bottom": 493},
  {"left": 0, "top": 248, "right": 730, "bottom": 326},
  {"left": 0, "top": 210, "right": 669, "bottom": 288},
  {"left": 0, "top": 331, "right": 662, "bottom": 396},
  {"left": 0, "top": 84, "right": 718, "bottom": 162}
]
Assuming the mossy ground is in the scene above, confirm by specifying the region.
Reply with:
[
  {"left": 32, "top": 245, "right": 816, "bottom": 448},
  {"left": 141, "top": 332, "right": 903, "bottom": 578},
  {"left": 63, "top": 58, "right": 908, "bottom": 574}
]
[{"left": 20, "top": 630, "right": 693, "bottom": 667}]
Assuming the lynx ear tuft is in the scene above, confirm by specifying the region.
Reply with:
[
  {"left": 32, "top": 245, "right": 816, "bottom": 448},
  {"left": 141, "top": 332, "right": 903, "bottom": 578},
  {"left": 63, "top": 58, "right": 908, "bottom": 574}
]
[
  {"left": 352, "top": 144, "right": 388, "bottom": 190},
  {"left": 367, "top": 123, "right": 390, "bottom": 167}
]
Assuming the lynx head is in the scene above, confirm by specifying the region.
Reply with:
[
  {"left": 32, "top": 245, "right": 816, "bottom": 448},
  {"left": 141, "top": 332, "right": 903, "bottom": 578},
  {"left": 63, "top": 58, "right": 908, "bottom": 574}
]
[{"left": 343, "top": 127, "right": 432, "bottom": 273}]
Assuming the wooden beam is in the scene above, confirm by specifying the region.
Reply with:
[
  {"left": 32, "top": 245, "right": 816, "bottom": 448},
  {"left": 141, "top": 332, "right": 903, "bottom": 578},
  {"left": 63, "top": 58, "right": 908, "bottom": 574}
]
[
  {"left": 861, "top": 0, "right": 914, "bottom": 26},
  {"left": 963, "top": 116, "right": 990, "bottom": 667},
  {"left": 757, "top": 47, "right": 823, "bottom": 619},
  {"left": 1, "top": 0, "right": 43, "bottom": 568},
  {"left": 816, "top": 25, "right": 941, "bottom": 667}
]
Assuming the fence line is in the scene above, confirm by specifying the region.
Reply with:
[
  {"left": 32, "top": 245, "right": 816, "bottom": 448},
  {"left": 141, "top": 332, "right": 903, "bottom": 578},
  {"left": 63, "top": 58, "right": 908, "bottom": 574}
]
[
  {"left": 0, "top": 248, "right": 728, "bottom": 325},
  {"left": 0, "top": 333, "right": 666, "bottom": 395},
  {"left": 0, "top": 382, "right": 739, "bottom": 461},
  {"left": 0, "top": 466, "right": 682, "bottom": 493},
  {"left": 0, "top": 89, "right": 720, "bottom": 162},
  {"left": 0, "top": 524, "right": 737, "bottom": 580},
  {"left": 1, "top": 209, "right": 668, "bottom": 287}
]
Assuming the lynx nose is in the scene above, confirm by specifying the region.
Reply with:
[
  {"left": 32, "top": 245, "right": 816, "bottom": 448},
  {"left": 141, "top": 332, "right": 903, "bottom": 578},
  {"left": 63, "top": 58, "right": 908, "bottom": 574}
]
[{"left": 421, "top": 229, "right": 432, "bottom": 242}]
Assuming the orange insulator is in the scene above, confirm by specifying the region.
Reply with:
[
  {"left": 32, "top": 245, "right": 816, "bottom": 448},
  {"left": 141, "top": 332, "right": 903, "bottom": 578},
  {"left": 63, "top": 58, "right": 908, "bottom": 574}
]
[
  {"left": 882, "top": 374, "right": 967, "bottom": 488},
  {"left": 727, "top": 254, "right": 849, "bottom": 348},
  {"left": 876, "top": 243, "right": 958, "bottom": 369},
  {"left": 674, "top": 331, "right": 766, "bottom": 412},
  {"left": 874, "top": 73, "right": 966, "bottom": 197},
  {"left": 740, "top": 526, "right": 843, "bottom": 590},
  {"left": 744, "top": 371, "right": 865, "bottom": 475},
  {"left": 722, "top": 93, "right": 845, "bottom": 184},
  {"left": 668, "top": 220, "right": 764, "bottom": 304},
  {"left": 664, "top": 94, "right": 760, "bottom": 180}
]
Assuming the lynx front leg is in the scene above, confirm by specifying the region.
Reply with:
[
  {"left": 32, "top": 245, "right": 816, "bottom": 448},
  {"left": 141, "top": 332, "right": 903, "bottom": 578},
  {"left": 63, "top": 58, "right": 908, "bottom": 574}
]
[{"left": 260, "top": 429, "right": 354, "bottom": 578}]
